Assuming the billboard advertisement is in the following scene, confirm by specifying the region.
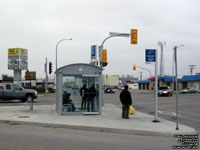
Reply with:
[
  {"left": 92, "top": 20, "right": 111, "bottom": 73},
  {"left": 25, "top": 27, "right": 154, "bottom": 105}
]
[
  {"left": 25, "top": 71, "right": 36, "bottom": 80},
  {"left": 8, "top": 48, "right": 28, "bottom": 70}
]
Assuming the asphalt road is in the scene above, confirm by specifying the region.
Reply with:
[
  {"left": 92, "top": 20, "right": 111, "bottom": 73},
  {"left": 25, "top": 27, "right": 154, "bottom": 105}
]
[
  {"left": 0, "top": 123, "right": 177, "bottom": 150},
  {"left": 103, "top": 90, "right": 200, "bottom": 134}
]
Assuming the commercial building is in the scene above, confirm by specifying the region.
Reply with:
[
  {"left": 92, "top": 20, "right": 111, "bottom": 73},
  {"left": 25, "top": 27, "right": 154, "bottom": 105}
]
[
  {"left": 137, "top": 75, "right": 200, "bottom": 91},
  {"left": 103, "top": 75, "right": 119, "bottom": 87}
]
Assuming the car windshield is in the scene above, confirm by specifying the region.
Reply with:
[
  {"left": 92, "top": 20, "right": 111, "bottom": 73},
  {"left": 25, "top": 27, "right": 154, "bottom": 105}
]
[{"left": 159, "top": 87, "right": 168, "bottom": 90}]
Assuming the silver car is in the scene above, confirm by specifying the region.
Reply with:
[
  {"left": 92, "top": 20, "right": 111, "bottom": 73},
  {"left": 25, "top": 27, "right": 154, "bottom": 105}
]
[
  {"left": 181, "top": 88, "right": 198, "bottom": 94},
  {"left": 158, "top": 86, "right": 173, "bottom": 96}
]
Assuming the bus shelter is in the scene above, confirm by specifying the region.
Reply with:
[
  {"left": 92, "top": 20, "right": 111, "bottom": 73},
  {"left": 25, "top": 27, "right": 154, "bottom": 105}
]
[{"left": 55, "top": 63, "right": 103, "bottom": 115}]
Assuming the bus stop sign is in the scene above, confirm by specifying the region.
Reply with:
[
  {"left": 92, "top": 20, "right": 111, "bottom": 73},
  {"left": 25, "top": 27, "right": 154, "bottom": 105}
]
[{"left": 145, "top": 49, "right": 156, "bottom": 64}]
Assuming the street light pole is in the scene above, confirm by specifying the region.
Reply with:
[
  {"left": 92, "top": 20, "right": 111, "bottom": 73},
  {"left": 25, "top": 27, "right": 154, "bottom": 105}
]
[
  {"left": 56, "top": 38, "right": 72, "bottom": 70},
  {"left": 99, "top": 33, "right": 130, "bottom": 108},
  {"left": 174, "top": 45, "right": 184, "bottom": 130},
  {"left": 99, "top": 33, "right": 130, "bottom": 68}
]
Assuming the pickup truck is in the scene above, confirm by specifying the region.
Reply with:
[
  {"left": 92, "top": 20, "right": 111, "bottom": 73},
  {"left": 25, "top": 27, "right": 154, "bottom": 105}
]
[{"left": 0, "top": 83, "right": 38, "bottom": 102}]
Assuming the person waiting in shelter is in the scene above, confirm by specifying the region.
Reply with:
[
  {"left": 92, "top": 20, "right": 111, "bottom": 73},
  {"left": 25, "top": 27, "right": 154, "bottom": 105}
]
[
  {"left": 63, "top": 91, "right": 76, "bottom": 112},
  {"left": 119, "top": 85, "right": 132, "bottom": 119},
  {"left": 80, "top": 84, "right": 88, "bottom": 111},
  {"left": 87, "top": 84, "right": 96, "bottom": 112}
]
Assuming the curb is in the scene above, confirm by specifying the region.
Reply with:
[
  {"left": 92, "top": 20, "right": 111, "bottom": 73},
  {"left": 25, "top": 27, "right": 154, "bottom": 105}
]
[{"left": 0, "top": 120, "right": 197, "bottom": 137}]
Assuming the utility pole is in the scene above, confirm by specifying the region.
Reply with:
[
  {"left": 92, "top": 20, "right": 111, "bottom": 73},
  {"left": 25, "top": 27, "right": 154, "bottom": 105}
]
[
  {"left": 188, "top": 65, "right": 196, "bottom": 75},
  {"left": 139, "top": 72, "right": 143, "bottom": 80}
]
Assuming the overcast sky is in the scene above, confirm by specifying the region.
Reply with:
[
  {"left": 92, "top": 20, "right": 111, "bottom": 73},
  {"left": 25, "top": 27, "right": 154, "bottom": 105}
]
[{"left": 0, "top": 0, "right": 200, "bottom": 79}]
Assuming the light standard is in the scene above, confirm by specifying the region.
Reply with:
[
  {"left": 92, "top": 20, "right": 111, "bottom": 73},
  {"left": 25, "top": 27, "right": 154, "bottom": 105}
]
[
  {"left": 174, "top": 44, "right": 184, "bottom": 130},
  {"left": 56, "top": 38, "right": 72, "bottom": 70},
  {"left": 99, "top": 32, "right": 130, "bottom": 68},
  {"left": 99, "top": 32, "right": 130, "bottom": 108}
]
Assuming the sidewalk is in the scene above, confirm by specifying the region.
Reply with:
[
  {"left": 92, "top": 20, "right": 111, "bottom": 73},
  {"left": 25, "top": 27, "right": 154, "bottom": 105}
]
[{"left": 0, "top": 103, "right": 197, "bottom": 137}]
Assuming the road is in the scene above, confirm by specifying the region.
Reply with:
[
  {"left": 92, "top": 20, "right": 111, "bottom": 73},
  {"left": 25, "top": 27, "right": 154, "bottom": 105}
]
[
  {"left": 0, "top": 123, "right": 177, "bottom": 150},
  {"left": 103, "top": 90, "right": 200, "bottom": 134}
]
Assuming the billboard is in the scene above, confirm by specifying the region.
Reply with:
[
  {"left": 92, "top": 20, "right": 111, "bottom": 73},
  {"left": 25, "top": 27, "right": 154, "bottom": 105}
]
[
  {"left": 25, "top": 71, "right": 36, "bottom": 80},
  {"left": 8, "top": 48, "right": 28, "bottom": 70}
]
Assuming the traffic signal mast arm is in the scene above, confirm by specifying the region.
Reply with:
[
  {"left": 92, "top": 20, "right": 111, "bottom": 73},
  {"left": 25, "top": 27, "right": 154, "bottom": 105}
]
[{"left": 136, "top": 66, "right": 152, "bottom": 78}]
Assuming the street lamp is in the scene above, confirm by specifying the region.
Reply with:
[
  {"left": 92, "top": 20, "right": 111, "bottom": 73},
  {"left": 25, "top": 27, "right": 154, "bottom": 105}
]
[
  {"left": 99, "top": 32, "right": 130, "bottom": 108},
  {"left": 174, "top": 44, "right": 184, "bottom": 130},
  {"left": 99, "top": 32, "right": 130, "bottom": 68},
  {"left": 56, "top": 38, "right": 72, "bottom": 70}
]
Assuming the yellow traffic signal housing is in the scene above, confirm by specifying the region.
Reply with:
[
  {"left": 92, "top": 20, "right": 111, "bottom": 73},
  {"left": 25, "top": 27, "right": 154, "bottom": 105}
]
[
  {"left": 133, "top": 64, "right": 136, "bottom": 70},
  {"left": 102, "top": 49, "right": 108, "bottom": 67},
  {"left": 102, "top": 49, "right": 107, "bottom": 63},
  {"left": 131, "top": 29, "right": 138, "bottom": 44}
]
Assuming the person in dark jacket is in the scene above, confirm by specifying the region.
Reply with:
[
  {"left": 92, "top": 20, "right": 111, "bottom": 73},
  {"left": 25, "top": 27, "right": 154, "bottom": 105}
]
[
  {"left": 80, "top": 84, "right": 88, "bottom": 111},
  {"left": 120, "top": 85, "right": 132, "bottom": 119},
  {"left": 63, "top": 92, "right": 76, "bottom": 112},
  {"left": 87, "top": 84, "right": 96, "bottom": 112}
]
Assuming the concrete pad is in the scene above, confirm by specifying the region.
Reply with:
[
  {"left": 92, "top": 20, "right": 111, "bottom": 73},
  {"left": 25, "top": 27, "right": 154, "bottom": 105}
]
[{"left": 0, "top": 104, "right": 197, "bottom": 137}]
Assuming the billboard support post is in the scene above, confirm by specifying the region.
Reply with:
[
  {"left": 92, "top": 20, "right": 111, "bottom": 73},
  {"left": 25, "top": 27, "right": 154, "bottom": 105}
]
[{"left": 14, "top": 70, "right": 22, "bottom": 85}]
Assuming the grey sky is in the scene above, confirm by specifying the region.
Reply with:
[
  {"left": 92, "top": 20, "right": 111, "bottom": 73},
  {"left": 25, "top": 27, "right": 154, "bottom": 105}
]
[{"left": 0, "top": 0, "right": 200, "bottom": 79}]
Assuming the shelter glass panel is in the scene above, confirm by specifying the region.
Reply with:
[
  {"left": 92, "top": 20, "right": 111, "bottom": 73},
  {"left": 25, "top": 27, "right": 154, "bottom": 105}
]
[{"left": 62, "top": 75, "right": 99, "bottom": 114}]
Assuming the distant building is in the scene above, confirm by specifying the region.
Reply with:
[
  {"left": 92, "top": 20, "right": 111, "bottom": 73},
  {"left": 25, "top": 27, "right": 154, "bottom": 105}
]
[
  {"left": 0, "top": 75, "right": 13, "bottom": 83},
  {"left": 103, "top": 75, "right": 119, "bottom": 87},
  {"left": 120, "top": 75, "right": 138, "bottom": 85},
  {"left": 137, "top": 75, "right": 200, "bottom": 91}
]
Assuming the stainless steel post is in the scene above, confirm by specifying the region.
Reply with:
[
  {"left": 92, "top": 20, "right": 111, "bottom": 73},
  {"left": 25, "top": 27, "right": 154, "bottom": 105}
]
[{"left": 153, "top": 49, "right": 160, "bottom": 123}]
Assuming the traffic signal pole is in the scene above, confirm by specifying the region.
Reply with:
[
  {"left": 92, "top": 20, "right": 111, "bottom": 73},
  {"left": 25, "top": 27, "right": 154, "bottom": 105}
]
[{"left": 45, "top": 57, "right": 48, "bottom": 94}]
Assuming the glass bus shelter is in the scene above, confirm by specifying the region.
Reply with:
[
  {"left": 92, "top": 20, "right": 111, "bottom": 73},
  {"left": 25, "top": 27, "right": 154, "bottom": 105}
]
[{"left": 55, "top": 63, "right": 102, "bottom": 115}]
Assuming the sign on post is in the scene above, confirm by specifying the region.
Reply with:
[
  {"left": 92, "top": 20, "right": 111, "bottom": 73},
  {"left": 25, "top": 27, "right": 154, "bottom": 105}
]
[
  {"left": 8, "top": 48, "right": 28, "bottom": 70},
  {"left": 91, "top": 45, "right": 97, "bottom": 60},
  {"left": 25, "top": 71, "right": 36, "bottom": 80},
  {"left": 145, "top": 49, "right": 156, "bottom": 64}
]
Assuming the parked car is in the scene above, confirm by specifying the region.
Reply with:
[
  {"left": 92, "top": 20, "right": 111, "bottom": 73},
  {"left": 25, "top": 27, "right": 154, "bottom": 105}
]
[
  {"left": 48, "top": 85, "right": 56, "bottom": 93},
  {"left": 120, "top": 86, "right": 125, "bottom": 90},
  {"left": 158, "top": 86, "right": 173, "bottom": 96},
  {"left": 104, "top": 88, "right": 115, "bottom": 93},
  {"left": 0, "top": 83, "right": 38, "bottom": 102},
  {"left": 181, "top": 88, "right": 198, "bottom": 94}
]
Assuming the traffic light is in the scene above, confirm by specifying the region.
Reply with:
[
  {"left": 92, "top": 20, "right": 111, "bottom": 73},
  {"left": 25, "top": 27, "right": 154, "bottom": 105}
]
[
  {"left": 49, "top": 62, "right": 52, "bottom": 74},
  {"left": 133, "top": 64, "right": 136, "bottom": 70},
  {"left": 102, "top": 49, "right": 108, "bottom": 67},
  {"left": 131, "top": 29, "right": 138, "bottom": 44}
]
